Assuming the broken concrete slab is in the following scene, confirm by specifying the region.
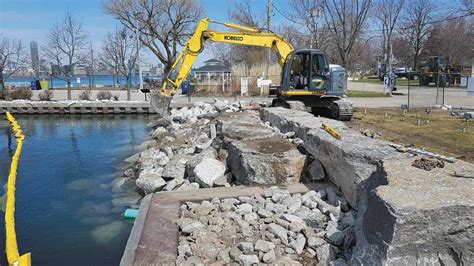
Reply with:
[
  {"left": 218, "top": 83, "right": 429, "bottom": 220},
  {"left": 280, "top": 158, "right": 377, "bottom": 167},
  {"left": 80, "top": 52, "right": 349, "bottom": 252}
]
[
  {"left": 227, "top": 138, "right": 306, "bottom": 185},
  {"left": 261, "top": 107, "right": 474, "bottom": 265},
  {"left": 353, "top": 157, "right": 474, "bottom": 265},
  {"left": 216, "top": 111, "right": 277, "bottom": 141},
  {"left": 260, "top": 107, "right": 399, "bottom": 208}
]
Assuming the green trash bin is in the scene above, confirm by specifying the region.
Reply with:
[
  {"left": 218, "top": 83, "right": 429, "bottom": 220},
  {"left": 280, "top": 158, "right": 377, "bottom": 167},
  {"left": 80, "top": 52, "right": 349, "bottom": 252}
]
[{"left": 39, "top": 79, "right": 50, "bottom": 90}]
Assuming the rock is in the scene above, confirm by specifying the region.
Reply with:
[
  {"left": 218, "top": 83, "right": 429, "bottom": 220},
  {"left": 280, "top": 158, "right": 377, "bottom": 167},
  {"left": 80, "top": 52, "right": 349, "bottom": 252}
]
[
  {"left": 163, "top": 178, "right": 185, "bottom": 191},
  {"left": 262, "top": 249, "right": 276, "bottom": 263},
  {"left": 255, "top": 239, "right": 275, "bottom": 253},
  {"left": 268, "top": 223, "right": 289, "bottom": 245},
  {"left": 111, "top": 178, "right": 136, "bottom": 193},
  {"left": 289, "top": 233, "right": 306, "bottom": 255},
  {"left": 125, "top": 153, "right": 140, "bottom": 164},
  {"left": 216, "top": 248, "right": 231, "bottom": 263},
  {"left": 316, "top": 244, "right": 336, "bottom": 266},
  {"left": 294, "top": 206, "right": 326, "bottom": 227},
  {"left": 292, "top": 138, "right": 304, "bottom": 146},
  {"left": 237, "top": 254, "right": 259, "bottom": 266},
  {"left": 164, "top": 146, "right": 174, "bottom": 158},
  {"left": 330, "top": 258, "right": 348, "bottom": 266},
  {"left": 326, "top": 225, "right": 345, "bottom": 246},
  {"left": 307, "top": 236, "right": 326, "bottom": 248},
  {"left": 304, "top": 159, "right": 326, "bottom": 181},
  {"left": 135, "top": 171, "right": 167, "bottom": 194},
  {"left": 185, "top": 147, "right": 217, "bottom": 177},
  {"left": 123, "top": 168, "right": 135, "bottom": 178},
  {"left": 285, "top": 131, "right": 296, "bottom": 138},
  {"left": 176, "top": 181, "right": 200, "bottom": 192},
  {"left": 150, "top": 126, "right": 168, "bottom": 138},
  {"left": 177, "top": 218, "right": 204, "bottom": 234},
  {"left": 227, "top": 138, "right": 305, "bottom": 185},
  {"left": 236, "top": 203, "right": 253, "bottom": 215},
  {"left": 238, "top": 242, "right": 254, "bottom": 254},
  {"left": 91, "top": 221, "right": 127, "bottom": 244},
  {"left": 213, "top": 172, "right": 231, "bottom": 187},
  {"left": 244, "top": 212, "right": 258, "bottom": 222},
  {"left": 257, "top": 208, "right": 273, "bottom": 218},
  {"left": 229, "top": 247, "right": 242, "bottom": 261},
  {"left": 138, "top": 148, "right": 169, "bottom": 168},
  {"left": 162, "top": 155, "right": 190, "bottom": 180},
  {"left": 326, "top": 187, "right": 339, "bottom": 206},
  {"left": 193, "top": 158, "right": 226, "bottom": 188},
  {"left": 281, "top": 214, "right": 306, "bottom": 225},
  {"left": 111, "top": 193, "right": 142, "bottom": 207}
]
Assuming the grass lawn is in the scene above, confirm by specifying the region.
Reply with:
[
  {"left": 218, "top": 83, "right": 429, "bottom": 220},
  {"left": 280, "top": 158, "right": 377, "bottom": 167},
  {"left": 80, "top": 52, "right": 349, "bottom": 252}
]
[
  {"left": 346, "top": 108, "right": 474, "bottom": 163},
  {"left": 347, "top": 90, "right": 391, "bottom": 97}
]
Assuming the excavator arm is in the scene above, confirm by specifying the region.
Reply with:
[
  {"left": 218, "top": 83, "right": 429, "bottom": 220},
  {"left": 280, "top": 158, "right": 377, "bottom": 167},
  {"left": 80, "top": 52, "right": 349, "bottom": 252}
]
[{"left": 151, "top": 18, "right": 294, "bottom": 115}]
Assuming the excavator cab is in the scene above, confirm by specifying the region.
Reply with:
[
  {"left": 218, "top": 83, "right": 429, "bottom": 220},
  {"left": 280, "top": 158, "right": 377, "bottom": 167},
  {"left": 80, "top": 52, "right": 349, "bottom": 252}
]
[{"left": 281, "top": 49, "right": 329, "bottom": 94}]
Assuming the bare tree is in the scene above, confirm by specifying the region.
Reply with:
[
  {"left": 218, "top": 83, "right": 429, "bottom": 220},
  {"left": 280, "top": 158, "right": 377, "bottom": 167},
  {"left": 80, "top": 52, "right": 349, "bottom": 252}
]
[
  {"left": 0, "top": 37, "right": 28, "bottom": 98},
  {"left": 100, "top": 27, "right": 138, "bottom": 100},
  {"left": 424, "top": 18, "right": 474, "bottom": 68},
  {"left": 289, "top": 0, "right": 331, "bottom": 51},
  {"left": 373, "top": 0, "right": 405, "bottom": 67},
  {"left": 228, "top": 0, "right": 267, "bottom": 72},
  {"left": 103, "top": 0, "right": 203, "bottom": 78},
  {"left": 322, "top": 0, "right": 373, "bottom": 67},
  {"left": 401, "top": 0, "right": 436, "bottom": 70},
  {"left": 43, "top": 12, "right": 88, "bottom": 100}
]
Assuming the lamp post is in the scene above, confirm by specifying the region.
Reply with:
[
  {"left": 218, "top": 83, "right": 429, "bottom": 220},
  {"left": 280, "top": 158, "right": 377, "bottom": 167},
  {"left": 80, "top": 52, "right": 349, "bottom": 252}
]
[{"left": 133, "top": 11, "right": 144, "bottom": 93}]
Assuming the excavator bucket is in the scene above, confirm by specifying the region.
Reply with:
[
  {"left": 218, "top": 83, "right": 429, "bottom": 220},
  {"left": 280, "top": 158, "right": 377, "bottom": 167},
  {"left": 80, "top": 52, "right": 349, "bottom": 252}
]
[{"left": 149, "top": 92, "right": 172, "bottom": 118}]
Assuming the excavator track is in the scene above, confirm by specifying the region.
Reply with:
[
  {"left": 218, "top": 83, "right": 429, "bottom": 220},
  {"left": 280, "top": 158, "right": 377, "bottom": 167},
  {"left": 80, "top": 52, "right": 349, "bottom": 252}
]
[
  {"left": 333, "top": 98, "right": 353, "bottom": 121},
  {"left": 272, "top": 97, "right": 353, "bottom": 121}
]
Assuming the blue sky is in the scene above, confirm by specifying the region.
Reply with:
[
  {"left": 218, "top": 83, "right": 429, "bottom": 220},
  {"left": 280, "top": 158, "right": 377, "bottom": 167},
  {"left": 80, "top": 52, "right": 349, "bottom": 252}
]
[{"left": 0, "top": 0, "right": 290, "bottom": 67}]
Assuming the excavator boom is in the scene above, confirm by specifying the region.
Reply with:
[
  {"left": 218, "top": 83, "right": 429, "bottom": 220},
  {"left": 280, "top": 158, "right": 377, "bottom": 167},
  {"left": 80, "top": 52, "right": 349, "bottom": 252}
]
[{"left": 150, "top": 18, "right": 294, "bottom": 116}]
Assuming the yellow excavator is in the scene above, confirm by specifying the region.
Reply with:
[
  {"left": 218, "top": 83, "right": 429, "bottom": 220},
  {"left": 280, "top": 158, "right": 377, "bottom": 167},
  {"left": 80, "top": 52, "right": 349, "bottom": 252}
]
[{"left": 150, "top": 18, "right": 353, "bottom": 121}]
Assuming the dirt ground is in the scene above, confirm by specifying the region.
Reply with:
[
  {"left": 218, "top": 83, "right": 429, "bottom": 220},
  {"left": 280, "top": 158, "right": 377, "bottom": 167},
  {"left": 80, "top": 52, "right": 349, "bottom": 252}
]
[{"left": 346, "top": 108, "right": 474, "bottom": 163}]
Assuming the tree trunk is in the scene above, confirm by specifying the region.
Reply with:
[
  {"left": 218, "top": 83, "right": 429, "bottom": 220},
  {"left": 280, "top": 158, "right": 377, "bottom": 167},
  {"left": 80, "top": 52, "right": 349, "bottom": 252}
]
[
  {"left": 67, "top": 78, "right": 72, "bottom": 100},
  {"left": 126, "top": 76, "right": 131, "bottom": 101},
  {"left": 0, "top": 72, "right": 6, "bottom": 99}
]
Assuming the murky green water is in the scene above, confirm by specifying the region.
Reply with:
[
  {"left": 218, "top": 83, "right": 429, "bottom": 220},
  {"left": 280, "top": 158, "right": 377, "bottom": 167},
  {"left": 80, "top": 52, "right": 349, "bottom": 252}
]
[{"left": 0, "top": 114, "right": 150, "bottom": 265}]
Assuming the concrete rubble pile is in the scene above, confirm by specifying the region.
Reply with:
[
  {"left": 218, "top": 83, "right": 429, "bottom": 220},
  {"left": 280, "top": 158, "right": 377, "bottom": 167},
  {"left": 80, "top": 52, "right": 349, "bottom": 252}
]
[
  {"left": 176, "top": 186, "right": 356, "bottom": 265},
  {"left": 111, "top": 99, "right": 327, "bottom": 200}
]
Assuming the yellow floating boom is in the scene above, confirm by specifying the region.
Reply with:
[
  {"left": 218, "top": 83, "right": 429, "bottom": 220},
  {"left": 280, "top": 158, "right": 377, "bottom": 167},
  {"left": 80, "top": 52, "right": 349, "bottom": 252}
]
[{"left": 4, "top": 112, "right": 31, "bottom": 266}]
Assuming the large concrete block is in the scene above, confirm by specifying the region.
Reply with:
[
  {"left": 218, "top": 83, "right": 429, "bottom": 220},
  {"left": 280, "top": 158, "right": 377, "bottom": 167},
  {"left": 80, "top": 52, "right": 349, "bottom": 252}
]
[
  {"left": 354, "top": 157, "right": 474, "bottom": 264},
  {"left": 261, "top": 107, "right": 474, "bottom": 264},
  {"left": 217, "top": 111, "right": 305, "bottom": 185},
  {"left": 227, "top": 138, "right": 306, "bottom": 185},
  {"left": 261, "top": 107, "right": 397, "bottom": 208}
]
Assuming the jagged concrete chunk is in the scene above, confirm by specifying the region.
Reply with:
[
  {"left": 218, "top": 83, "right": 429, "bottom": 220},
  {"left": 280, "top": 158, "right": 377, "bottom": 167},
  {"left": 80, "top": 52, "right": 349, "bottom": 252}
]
[
  {"left": 162, "top": 155, "right": 190, "bottom": 180},
  {"left": 193, "top": 158, "right": 226, "bottom": 188},
  {"left": 227, "top": 138, "right": 305, "bottom": 185}
]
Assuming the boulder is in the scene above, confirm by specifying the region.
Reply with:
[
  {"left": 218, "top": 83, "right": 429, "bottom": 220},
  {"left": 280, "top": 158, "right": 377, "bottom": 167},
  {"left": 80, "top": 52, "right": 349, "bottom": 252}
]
[
  {"left": 185, "top": 147, "right": 217, "bottom": 177},
  {"left": 136, "top": 169, "right": 167, "bottom": 194},
  {"left": 162, "top": 155, "right": 190, "bottom": 180},
  {"left": 138, "top": 148, "right": 169, "bottom": 169},
  {"left": 304, "top": 159, "right": 326, "bottom": 181},
  {"left": 193, "top": 158, "right": 226, "bottom": 188},
  {"left": 227, "top": 138, "right": 305, "bottom": 185}
]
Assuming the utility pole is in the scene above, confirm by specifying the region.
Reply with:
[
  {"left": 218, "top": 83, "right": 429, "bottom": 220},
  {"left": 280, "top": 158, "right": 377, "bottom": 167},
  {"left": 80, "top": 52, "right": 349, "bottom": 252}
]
[{"left": 266, "top": 0, "right": 272, "bottom": 79}]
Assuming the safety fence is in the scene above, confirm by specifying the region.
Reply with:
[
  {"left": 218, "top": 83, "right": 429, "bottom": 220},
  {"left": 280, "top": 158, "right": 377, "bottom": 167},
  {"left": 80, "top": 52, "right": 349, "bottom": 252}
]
[
  {"left": 4, "top": 112, "right": 31, "bottom": 266},
  {"left": 400, "top": 72, "right": 473, "bottom": 109}
]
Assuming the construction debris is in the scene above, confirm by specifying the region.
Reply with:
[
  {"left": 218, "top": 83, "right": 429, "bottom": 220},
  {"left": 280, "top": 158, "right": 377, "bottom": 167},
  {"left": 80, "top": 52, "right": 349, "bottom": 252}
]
[
  {"left": 389, "top": 144, "right": 456, "bottom": 163},
  {"left": 322, "top": 123, "right": 341, "bottom": 139},
  {"left": 412, "top": 157, "right": 445, "bottom": 171}
]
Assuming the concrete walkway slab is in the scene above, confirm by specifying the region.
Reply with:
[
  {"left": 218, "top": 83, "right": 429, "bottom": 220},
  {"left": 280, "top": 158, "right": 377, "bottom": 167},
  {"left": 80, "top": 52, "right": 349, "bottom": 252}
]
[{"left": 120, "top": 183, "right": 331, "bottom": 265}]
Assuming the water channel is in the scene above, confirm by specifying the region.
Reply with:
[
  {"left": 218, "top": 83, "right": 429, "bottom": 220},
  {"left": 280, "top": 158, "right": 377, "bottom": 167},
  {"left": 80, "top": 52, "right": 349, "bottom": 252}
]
[{"left": 0, "top": 114, "right": 150, "bottom": 265}]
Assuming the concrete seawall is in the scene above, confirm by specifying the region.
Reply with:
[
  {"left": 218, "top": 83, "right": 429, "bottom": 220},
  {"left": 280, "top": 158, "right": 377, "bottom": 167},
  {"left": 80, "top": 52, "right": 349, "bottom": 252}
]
[
  {"left": 0, "top": 101, "right": 157, "bottom": 114},
  {"left": 260, "top": 108, "right": 474, "bottom": 264}
]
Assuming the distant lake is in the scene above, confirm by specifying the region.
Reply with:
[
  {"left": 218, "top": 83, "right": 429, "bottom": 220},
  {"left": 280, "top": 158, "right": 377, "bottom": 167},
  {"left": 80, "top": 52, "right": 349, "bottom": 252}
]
[{"left": 5, "top": 75, "right": 144, "bottom": 88}]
